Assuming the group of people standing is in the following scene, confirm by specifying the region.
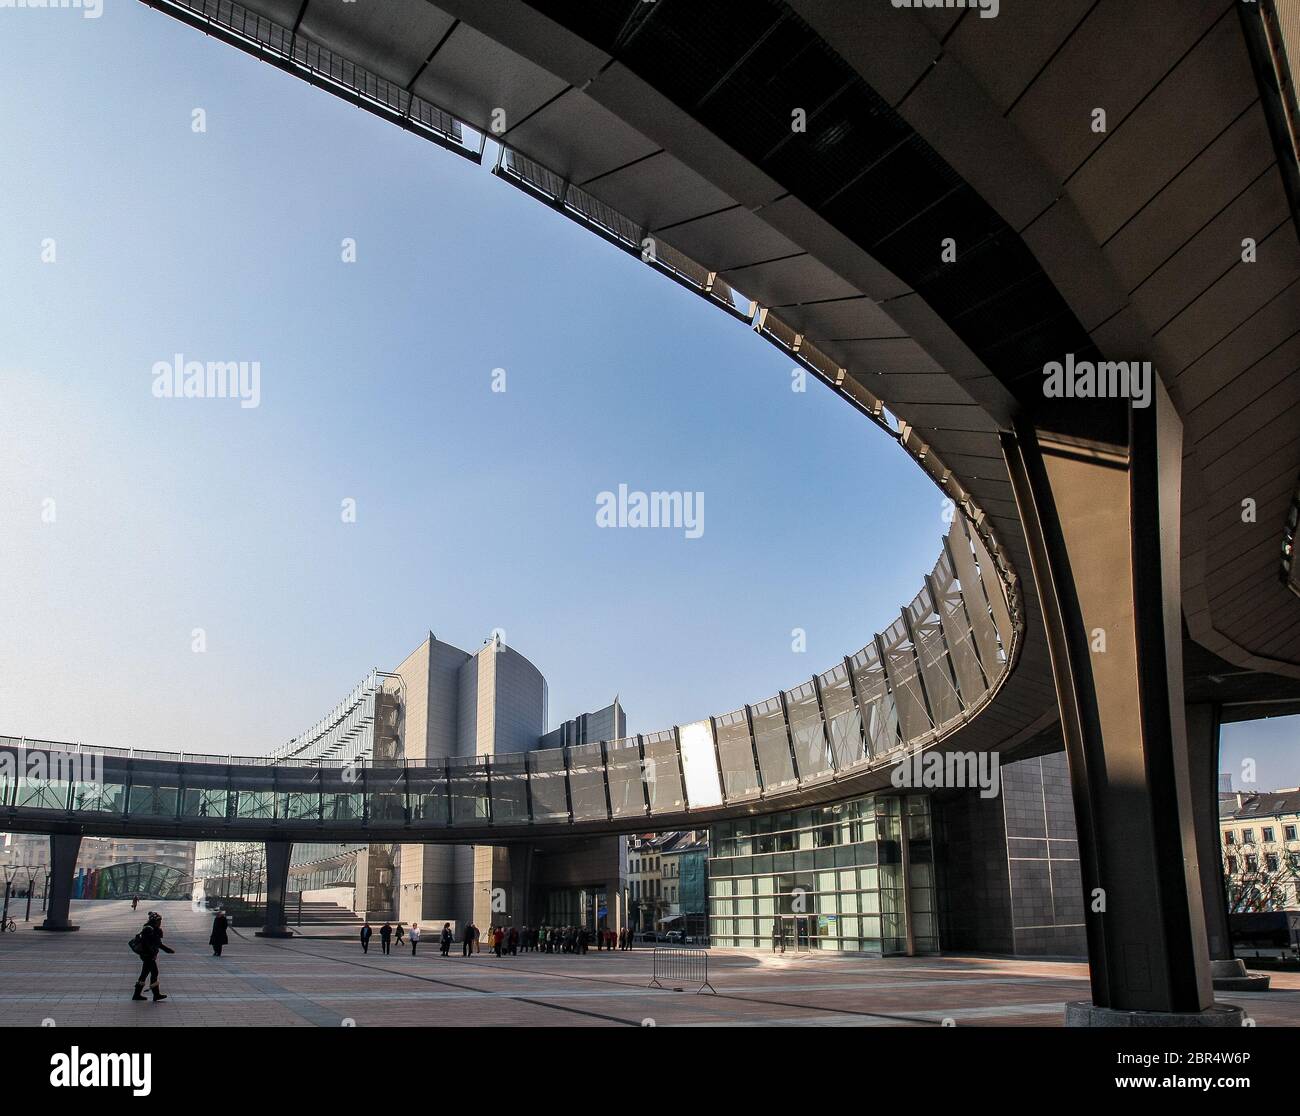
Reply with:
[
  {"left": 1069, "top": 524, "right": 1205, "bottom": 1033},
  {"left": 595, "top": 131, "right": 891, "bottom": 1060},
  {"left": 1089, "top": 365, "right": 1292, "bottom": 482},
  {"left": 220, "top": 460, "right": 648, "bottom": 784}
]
[
  {"left": 357, "top": 919, "right": 636, "bottom": 957},
  {"left": 359, "top": 920, "right": 456, "bottom": 956}
]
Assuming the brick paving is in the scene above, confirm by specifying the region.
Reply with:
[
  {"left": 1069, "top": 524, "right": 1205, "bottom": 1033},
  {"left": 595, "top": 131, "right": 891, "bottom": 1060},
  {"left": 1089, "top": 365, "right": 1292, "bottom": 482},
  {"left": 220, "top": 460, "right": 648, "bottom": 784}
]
[{"left": 1, "top": 901, "right": 1296, "bottom": 1027}]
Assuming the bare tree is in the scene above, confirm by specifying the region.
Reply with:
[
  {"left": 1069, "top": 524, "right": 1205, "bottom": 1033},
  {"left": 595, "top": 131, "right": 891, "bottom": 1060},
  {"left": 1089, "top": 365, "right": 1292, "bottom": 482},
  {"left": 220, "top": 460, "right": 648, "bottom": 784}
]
[{"left": 1224, "top": 849, "right": 1300, "bottom": 913}]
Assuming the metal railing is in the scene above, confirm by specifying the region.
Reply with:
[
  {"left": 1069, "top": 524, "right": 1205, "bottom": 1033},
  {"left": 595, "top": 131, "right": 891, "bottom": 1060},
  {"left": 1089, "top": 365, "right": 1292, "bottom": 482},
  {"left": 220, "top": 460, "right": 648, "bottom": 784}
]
[{"left": 648, "top": 946, "right": 716, "bottom": 994}]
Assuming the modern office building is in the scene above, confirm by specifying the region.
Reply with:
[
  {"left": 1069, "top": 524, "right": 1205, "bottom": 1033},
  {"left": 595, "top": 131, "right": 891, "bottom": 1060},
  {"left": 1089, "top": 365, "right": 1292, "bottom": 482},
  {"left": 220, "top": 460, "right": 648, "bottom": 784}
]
[
  {"left": 708, "top": 747, "right": 1085, "bottom": 957},
  {"left": 195, "top": 633, "right": 628, "bottom": 934}
]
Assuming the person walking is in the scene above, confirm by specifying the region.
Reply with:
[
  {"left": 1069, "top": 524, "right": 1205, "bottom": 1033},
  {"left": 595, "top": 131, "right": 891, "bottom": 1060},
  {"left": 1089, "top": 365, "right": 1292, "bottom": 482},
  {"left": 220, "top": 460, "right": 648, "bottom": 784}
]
[
  {"left": 492, "top": 926, "right": 504, "bottom": 957},
  {"left": 131, "top": 895, "right": 139, "bottom": 912},
  {"left": 394, "top": 922, "right": 405, "bottom": 948},
  {"left": 379, "top": 921, "right": 392, "bottom": 955},
  {"left": 462, "top": 923, "right": 473, "bottom": 957},
  {"left": 360, "top": 920, "right": 372, "bottom": 954},
  {"left": 409, "top": 922, "right": 421, "bottom": 956},
  {"left": 440, "top": 923, "right": 452, "bottom": 956},
  {"left": 209, "top": 910, "right": 229, "bottom": 957},
  {"left": 131, "top": 911, "right": 175, "bottom": 1002}
]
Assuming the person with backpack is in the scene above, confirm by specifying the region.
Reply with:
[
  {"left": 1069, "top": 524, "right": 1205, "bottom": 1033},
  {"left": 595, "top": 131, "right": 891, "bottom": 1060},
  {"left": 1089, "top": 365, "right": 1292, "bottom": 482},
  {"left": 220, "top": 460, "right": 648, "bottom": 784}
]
[
  {"left": 209, "top": 910, "right": 229, "bottom": 957},
  {"left": 360, "top": 920, "right": 372, "bottom": 954},
  {"left": 130, "top": 911, "right": 175, "bottom": 1002}
]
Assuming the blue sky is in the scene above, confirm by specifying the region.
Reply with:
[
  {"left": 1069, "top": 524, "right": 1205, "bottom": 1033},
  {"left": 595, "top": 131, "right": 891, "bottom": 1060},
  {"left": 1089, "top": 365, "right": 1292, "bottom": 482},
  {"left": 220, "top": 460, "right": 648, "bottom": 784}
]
[{"left": 1, "top": 3, "right": 1296, "bottom": 787}]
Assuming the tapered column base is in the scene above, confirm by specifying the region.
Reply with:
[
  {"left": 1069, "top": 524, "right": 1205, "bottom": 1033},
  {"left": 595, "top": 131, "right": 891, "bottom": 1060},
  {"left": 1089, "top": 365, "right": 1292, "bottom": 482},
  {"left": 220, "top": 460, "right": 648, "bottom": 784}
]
[
  {"left": 1065, "top": 1001, "right": 1244, "bottom": 1027},
  {"left": 1210, "top": 958, "right": 1270, "bottom": 991}
]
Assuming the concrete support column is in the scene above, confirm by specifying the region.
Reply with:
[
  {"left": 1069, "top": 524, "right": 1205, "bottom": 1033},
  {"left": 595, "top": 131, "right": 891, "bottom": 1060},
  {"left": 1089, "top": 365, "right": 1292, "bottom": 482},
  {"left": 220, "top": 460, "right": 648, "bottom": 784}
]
[
  {"left": 35, "top": 833, "right": 82, "bottom": 932},
  {"left": 606, "top": 878, "right": 624, "bottom": 933},
  {"left": 1005, "top": 383, "right": 1231, "bottom": 1023},
  {"left": 257, "top": 840, "right": 294, "bottom": 938},
  {"left": 507, "top": 844, "right": 534, "bottom": 928},
  {"left": 1186, "top": 703, "right": 1232, "bottom": 961}
]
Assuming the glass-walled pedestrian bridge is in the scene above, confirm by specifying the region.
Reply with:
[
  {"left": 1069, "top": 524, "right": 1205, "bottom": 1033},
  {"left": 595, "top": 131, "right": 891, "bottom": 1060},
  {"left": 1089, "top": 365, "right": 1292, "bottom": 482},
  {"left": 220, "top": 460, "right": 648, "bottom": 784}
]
[{"left": 1, "top": 516, "right": 1016, "bottom": 846}]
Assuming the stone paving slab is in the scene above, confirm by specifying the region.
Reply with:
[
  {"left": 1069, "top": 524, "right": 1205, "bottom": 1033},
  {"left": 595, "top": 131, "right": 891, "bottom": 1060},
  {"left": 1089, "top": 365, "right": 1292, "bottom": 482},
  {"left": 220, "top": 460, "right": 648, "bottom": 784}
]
[{"left": 2, "top": 901, "right": 1296, "bottom": 1028}]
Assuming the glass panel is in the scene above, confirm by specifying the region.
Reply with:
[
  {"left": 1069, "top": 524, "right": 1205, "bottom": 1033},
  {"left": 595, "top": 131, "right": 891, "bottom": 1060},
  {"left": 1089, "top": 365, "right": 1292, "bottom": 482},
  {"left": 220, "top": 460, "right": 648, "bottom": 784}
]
[
  {"left": 321, "top": 768, "right": 367, "bottom": 823},
  {"left": 968, "top": 519, "right": 1012, "bottom": 665},
  {"left": 849, "top": 644, "right": 900, "bottom": 758},
  {"left": 274, "top": 768, "right": 322, "bottom": 823},
  {"left": 785, "top": 682, "right": 834, "bottom": 782},
  {"left": 932, "top": 551, "right": 988, "bottom": 704},
  {"left": 129, "top": 782, "right": 179, "bottom": 818},
  {"left": 365, "top": 767, "right": 406, "bottom": 826},
  {"left": 448, "top": 759, "right": 488, "bottom": 825},
  {"left": 127, "top": 764, "right": 181, "bottom": 818},
  {"left": 750, "top": 698, "right": 796, "bottom": 794},
  {"left": 567, "top": 742, "right": 609, "bottom": 821},
  {"left": 179, "top": 765, "right": 229, "bottom": 819},
  {"left": 14, "top": 747, "right": 73, "bottom": 812},
  {"left": 605, "top": 737, "right": 646, "bottom": 819},
  {"left": 405, "top": 766, "right": 447, "bottom": 825},
  {"left": 641, "top": 730, "right": 684, "bottom": 814},
  {"left": 75, "top": 779, "right": 128, "bottom": 814},
  {"left": 678, "top": 720, "right": 722, "bottom": 808},
  {"left": 526, "top": 748, "right": 569, "bottom": 822},
  {"left": 233, "top": 790, "right": 274, "bottom": 820},
  {"left": 490, "top": 752, "right": 530, "bottom": 825},
  {"left": 946, "top": 523, "right": 1001, "bottom": 672},
  {"left": 908, "top": 587, "right": 964, "bottom": 726},
  {"left": 817, "top": 662, "right": 865, "bottom": 770},
  {"left": 878, "top": 616, "right": 933, "bottom": 744},
  {"left": 713, "top": 710, "right": 760, "bottom": 801}
]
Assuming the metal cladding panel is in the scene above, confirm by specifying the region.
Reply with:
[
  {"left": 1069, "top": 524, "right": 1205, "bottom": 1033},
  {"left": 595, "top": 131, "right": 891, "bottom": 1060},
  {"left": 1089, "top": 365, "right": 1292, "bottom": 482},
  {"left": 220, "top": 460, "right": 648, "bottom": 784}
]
[
  {"left": 404, "top": 769, "right": 448, "bottom": 825},
  {"left": 448, "top": 760, "right": 489, "bottom": 825},
  {"left": 642, "top": 730, "right": 685, "bottom": 812},
  {"left": 817, "top": 661, "right": 866, "bottom": 770},
  {"left": 678, "top": 720, "right": 723, "bottom": 808},
  {"left": 785, "top": 681, "right": 834, "bottom": 782},
  {"left": 947, "top": 525, "right": 1002, "bottom": 672},
  {"left": 749, "top": 697, "right": 796, "bottom": 794},
  {"left": 932, "top": 552, "right": 990, "bottom": 703},
  {"left": 298, "top": 0, "right": 457, "bottom": 87},
  {"left": 490, "top": 753, "right": 531, "bottom": 825},
  {"left": 849, "top": 642, "right": 900, "bottom": 758},
  {"left": 968, "top": 518, "right": 1013, "bottom": 658},
  {"left": 879, "top": 616, "right": 933, "bottom": 744},
  {"left": 908, "top": 587, "right": 965, "bottom": 727},
  {"left": 411, "top": 20, "right": 568, "bottom": 135},
  {"left": 605, "top": 737, "right": 646, "bottom": 818},
  {"left": 567, "top": 742, "right": 609, "bottom": 822},
  {"left": 714, "top": 709, "right": 761, "bottom": 802},
  {"left": 526, "top": 747, "right": 570, "bottom": 821}
]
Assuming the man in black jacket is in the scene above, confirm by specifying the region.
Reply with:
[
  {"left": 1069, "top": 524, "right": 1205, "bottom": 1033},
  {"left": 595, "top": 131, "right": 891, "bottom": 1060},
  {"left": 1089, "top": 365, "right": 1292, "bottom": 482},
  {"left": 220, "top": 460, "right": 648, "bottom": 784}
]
[{"left": 132, "top": 911, "right": 175, "bottom": 1002}]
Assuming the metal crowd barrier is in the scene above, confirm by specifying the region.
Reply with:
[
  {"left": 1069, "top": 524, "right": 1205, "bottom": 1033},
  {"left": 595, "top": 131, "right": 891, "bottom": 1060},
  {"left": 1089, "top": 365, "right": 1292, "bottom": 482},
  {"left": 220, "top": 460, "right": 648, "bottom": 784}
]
[{"left": 648, "top": 946, "right": 716, "bottom": 994}]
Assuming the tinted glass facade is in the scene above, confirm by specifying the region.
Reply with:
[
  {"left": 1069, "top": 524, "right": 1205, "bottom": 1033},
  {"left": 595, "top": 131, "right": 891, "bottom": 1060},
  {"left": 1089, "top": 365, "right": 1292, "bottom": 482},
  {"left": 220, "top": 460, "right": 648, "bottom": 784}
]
[{"left": 709, "top": 794, "right": 936, "bottom": 954}]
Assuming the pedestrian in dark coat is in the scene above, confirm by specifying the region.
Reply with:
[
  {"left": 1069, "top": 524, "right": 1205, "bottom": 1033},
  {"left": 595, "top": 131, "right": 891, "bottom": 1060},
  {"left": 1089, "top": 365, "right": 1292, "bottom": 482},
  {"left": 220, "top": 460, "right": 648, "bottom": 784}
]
[
  {"left": 379, "top": 921, "right": 393, "bottom": 955},
  {"left": 209, "top": 911, "right": 229, "bottom": 957},
  {"left": 360, "top": 921, "right": 373, "bottom": 954},
  {"left": 131, "top": 911, "right": 175, "bottom": 1002}
]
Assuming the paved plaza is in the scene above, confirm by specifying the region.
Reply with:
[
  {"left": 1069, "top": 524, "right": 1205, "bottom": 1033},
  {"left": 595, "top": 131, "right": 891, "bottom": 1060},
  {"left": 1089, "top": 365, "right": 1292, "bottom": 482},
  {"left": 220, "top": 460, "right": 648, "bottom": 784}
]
[{"left": 1, "top": 902, "right": 1297, "bottom": 1028}]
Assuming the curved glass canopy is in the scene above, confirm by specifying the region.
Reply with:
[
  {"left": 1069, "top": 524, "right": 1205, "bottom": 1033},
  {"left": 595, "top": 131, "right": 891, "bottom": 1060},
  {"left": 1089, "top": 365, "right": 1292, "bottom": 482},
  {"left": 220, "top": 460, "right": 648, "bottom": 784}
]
[{"left": 0, "top": 516, "right": 1016, "bottom": 838}]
